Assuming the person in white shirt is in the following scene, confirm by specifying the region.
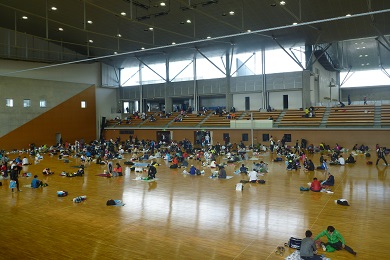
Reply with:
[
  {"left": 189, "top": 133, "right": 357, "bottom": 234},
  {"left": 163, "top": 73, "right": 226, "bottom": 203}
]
[
  {"left": 22, "top": 157, "right": 30, "bottom": 165},
  {"left": 248, "top": 170, "right": 258, "bottom": 183},
  {"left": 338, "top": 155, "right": 345, "bottom": 165}
]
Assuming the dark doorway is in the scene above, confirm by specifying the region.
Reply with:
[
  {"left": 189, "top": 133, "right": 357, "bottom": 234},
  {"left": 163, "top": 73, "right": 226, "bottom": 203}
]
[
  {"left": 245, "top": 97, "right": 250, "bottom": 110},
  {"left": 223, "top": 133, "right": 230, "bottom": 145},
  {"left": 283, "top": 95, "right": 288, "bottom": 109},
  {"left": 156, "top": 131, "right": 170, "bottom": 143}
]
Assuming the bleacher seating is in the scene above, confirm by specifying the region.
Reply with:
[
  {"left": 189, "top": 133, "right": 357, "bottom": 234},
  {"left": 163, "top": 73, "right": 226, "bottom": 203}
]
[
  {"left": 327, "top": 105, "right": 374, "bottom": 126},
  {"left": 170, "top": 113, "right": 209, "bottom": 127},
  {"left": 381, "top": 105, "right": 390, "bottom": 126},
  {"left": 278, "top": 107, "right": 325, "bottom": 127}
]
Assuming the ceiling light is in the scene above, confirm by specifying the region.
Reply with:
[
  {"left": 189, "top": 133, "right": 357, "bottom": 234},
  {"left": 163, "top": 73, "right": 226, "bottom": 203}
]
[
  {"left": 366, "top": 63, "right": 370, "bottom": 65},
  {"left": 365, "top": 55, "right": 368, "bottom": 57},
  {"left": 247, "top": 30, "right": 251, "bottom": 32},
  {"left": 346, "top": 14, "right": 351, "bottom": 17},
  {"left": 362, "top": 46, "right": 366, "bottom": 49},
  {"left": 207, "top": 36, "right": 211, "bottom": 39},
  {"left": 141, "top": 47, "right": 145, "bottom": 50},
  {"left": 89, "top": 40, "right": 93, "bottom": 43},
  {"left": 361, "top": 64, "right": 365, "bottom": 66},
  {"left": 22, "top": 16, "right": 28, "bottom": 20},
  {"left": 292, "top": 22, "right": 298, "bottom": 25},
  {"left": 149, "top": 27, "right": 154, "bottom": 31},
  {"left": 121, "top": 12, "right": 126, "bottom": 16},
  {"left": 160, "top": 2, "right": 166, "bottom": 6},
  {"left": 280, "top": 1, "right": 286, "bottom": 5},
  {"left": 114, "top": 52, "right": 118, "bottom": 55},
  {"left": 172, "top": 42, "right": 176, "bottom": 45},
  {"left": 117, "top": 34, "right": 122, "bottom": 37},
  {"left": 186, "top": 19, "right": 191, "bottom": 23},
  {"left": 229, "top": 11, "right": 235, "bottom": 15},
  {"left": 51, "top": 7, "right": 57, "bottom": 11},
  {"left": 359, "top": 55, "right": 362, "bottom": 57},
  {"left": 58, "top": 27, "right": 64, "bottom": 31},
  {"left": 87, "top": 20, "right": 93, "bottom": 24},
  {"left": 356, "top": 47, "right": 360, "bottom": 50},
  {"left": 355, "top": 43, "right": 358, "bottom": 44}
]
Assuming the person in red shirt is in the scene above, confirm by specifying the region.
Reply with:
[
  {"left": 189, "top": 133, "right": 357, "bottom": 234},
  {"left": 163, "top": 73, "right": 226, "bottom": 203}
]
[{"left": 310, "top": 177, "right": 322, "bottom": 192}]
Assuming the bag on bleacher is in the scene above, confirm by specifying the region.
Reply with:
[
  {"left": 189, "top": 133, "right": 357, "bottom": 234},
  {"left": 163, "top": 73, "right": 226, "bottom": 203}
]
[{"left": 288, "top": 237, "right": 302, "bottom": 249}]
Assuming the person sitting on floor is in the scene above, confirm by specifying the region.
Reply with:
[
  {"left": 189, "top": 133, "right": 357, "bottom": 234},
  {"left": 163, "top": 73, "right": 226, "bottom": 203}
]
[
  {"left": 239, "top": 164, "right": 248, "bottom": 174},
  {"left": 22, "top": 156, "right": 31, "bottom": 165},
  {"left": 218, "top": 165, "right": 227, "bottom": 179},
  {"left": 170, "top": 157, "right": 179, "bottom": 168},
  {"left": 42, "top": 168, "right": 54, "bottom": 175},
  {"left": 248, "top": 170, "right": 259, "bottom": 183},
  {"left": 321, "top": 172, "right": 335, "bottom": 189},
  {"left": 148, "top": 164, "right": 157, "bottom": 179},
  {"left": 31, "top": 175, "right": 43, "bottom": 188},
  {"left": 346, "top": 154, "right": 356, "bottom": 164},
  {"left": 189, "top": 165, "right": 197, "bottom": 175},
  {"left": 310, "top": 177, "right": 322, "bottom": 192},
  {"left": 338, "top": 155, "right": 345, "bottom": 165},
  {"left": 304, "top": 159, "right": 315, "bottom": 171},
  {"left": 317, "top": 159, "right": 329, "bottom": 170}
]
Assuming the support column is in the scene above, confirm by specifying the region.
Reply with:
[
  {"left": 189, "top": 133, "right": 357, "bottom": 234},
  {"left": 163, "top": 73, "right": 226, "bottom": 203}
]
[
  {"left": 139, "top": 61, "right": 143, "bottom": 113},
  {"left": 225, "top": 51, "right": 233, "bottom": 110},
  {"left": 302, "top": 70, "right": 311, "bottom": 109},
  {"left": 193, "top": 52, "right": 198, "bottom": 113},
  {"left": 305, "top": 44, "right": 313, "bottom": 72},
  {"left": 164, "top": 56, "right": 172, "bottom": 113},
  {"left": 262, "top": 47, "right": 267, "bottom": 110}
]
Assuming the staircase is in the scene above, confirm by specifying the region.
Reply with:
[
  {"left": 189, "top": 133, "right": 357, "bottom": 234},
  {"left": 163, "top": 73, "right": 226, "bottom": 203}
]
[
  {"left": 319, "top": 107, "right": 331, "bottom": 127},
  {"left": 314, "top": 49, "right": 338, "bottom": 72},
  {"left": 274, "top": 110, "right": 286, "bottom": 127}
]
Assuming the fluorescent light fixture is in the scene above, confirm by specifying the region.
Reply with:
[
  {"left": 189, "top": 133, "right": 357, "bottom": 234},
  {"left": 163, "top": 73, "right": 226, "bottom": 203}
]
[
  {"left": 141, "top": 47, "right": 145, "bottom": 50},
  {"left": 346, "top": 14, "right": 351, "bottom": 17},
  {"left": 229, "top": 11, "right": 235, "bottom": 15},
  {"left": 292, "top": 22, "right": 298, "bottom": 25},
  {"left": 207, "top": 36, "right": 211, "bottom": 39},
  {"left": 172, "top": 42, "right": 176, "bottom": 45},
  {"left": 160, "top": 2, "right": 166, "bottom": 6},
  {"left": 149, "top": 27, "right": 154, "bottom": 31},
  {"left": 89, "top": 39, "right": 93, "bottom": 43},
  {"left": 121, "top": 12, "right": 126, "bottom": 16},
  {"left": 87, "top": 20, "right": 93, "bottom": 24},
  {"left": 51, "top": 7, "right": 57, "bottom": 11},
  {"left": 58, "top": 27, "right": 64, "bottom": 31},
  {"left": 247, "top": 30, "right": 251, "bottom": 32},
  {"left": 186, "top": 19, "right": 191, "bottom": 23},
  {"left": 117, "top": 34, "right": 122, "bottom": 37},
  {"left": 280, "top": 1, "right": 286, "bottom": 5},
  {"left": 22, "top": 16, "right": 28, "bottom": 19}
]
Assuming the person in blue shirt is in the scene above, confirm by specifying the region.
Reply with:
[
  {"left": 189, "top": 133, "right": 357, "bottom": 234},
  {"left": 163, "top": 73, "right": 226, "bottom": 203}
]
[
  {"left": 31, "top": 175, "right": 43, "bottom": 188},
  {"left": 189, "top": 165, "right": 197, "bottom": 175}
]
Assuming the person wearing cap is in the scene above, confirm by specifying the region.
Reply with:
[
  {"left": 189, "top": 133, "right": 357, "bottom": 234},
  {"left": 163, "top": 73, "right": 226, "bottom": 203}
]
[{"left": 189, "top": 165, "right": 197, "bottom": 175}]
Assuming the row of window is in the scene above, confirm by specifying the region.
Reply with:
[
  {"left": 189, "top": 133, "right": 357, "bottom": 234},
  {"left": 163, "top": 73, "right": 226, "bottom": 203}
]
[{"left": 4, "top": 99, "right": 87, "bottom": 108}]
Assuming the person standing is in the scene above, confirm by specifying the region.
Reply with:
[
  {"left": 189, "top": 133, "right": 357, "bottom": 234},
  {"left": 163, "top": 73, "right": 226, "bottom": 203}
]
[
  {"left": 363, "top": 96, "right": 367, "bottom": 105},
  {"left": 376, "top": 147, "right": 388, "bottom": 166},
  {"left": 314, "top": 226, "right": 357, "bottom": 255},
  {"left": 300, "top": 230, "right": 322, "bottom": 260},
  {"left": 348, "top": 94, "right": 351, "bottom": 105},
  {"left": 10, "top": 165, "right": 21, "bottom": 192}
]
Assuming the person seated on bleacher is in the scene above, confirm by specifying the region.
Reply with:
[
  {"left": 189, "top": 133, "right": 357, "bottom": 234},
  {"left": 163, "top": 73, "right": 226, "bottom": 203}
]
[{"left": 338, "top": 101, "right": 346, "bottom": 108}]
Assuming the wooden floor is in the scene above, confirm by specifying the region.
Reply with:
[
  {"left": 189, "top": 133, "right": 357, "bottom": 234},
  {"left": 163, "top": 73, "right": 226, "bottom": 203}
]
[{"left": 0, "top": 151, "right": 388, "bottom": 260}]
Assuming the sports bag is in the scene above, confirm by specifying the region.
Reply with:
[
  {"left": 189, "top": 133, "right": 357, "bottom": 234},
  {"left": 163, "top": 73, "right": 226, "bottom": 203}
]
[{"left": 288, "top": 237, "right": 302, "bottom": 249}]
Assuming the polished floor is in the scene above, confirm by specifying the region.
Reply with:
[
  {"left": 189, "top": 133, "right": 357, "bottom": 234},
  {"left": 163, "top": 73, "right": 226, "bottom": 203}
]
[{"left": 0, "top": 150, "right": 388, "bottom": 260}]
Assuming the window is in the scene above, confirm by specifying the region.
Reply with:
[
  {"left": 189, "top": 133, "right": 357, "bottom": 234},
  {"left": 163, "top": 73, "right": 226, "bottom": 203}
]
[
  {"left": 265, "top": 47, "right": 304, "bottom": 74},
  {"left": 169, "top": 60, "right": 194, "bottom": 82},
  {"left": 40, "top": 100, "right": 46, "bottom": 108},
  {"left": 81, "top": 101, "right": 86, "bottom": 108},
  {"left": 121, "top": 67, "right": 140, "bottom": 86},
  {"left": 23, "top": 99, "right": 31, "bottom": 107},
  {"left": 242, "top": 133, "right": 249, "bottom": 141},
  {"left": 340, "top": 69, "right": 390, "bottom": 87},
  {"left": 6, "top": 98, "right": 13, "bottom": 107}
]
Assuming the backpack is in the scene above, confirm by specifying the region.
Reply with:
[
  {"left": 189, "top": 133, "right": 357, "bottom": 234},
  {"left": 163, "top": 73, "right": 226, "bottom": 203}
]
[
  {"left": 258, "top": 180, "right": 266, "bottom": 184},
  {"left": 106, "top": 199, "right": 116, "bottom": 206},
  {"left": 288, "top": 237, "right": 302, "bottom": 249}
]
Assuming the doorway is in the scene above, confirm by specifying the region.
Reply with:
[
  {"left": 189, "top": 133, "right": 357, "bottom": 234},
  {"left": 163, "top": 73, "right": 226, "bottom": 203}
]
[
  {"left": 283, "top": 95, "right": 289, "bottom": 109},
  {"left": 245, "top": 97, "right": 250, "bottom": 110}
]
